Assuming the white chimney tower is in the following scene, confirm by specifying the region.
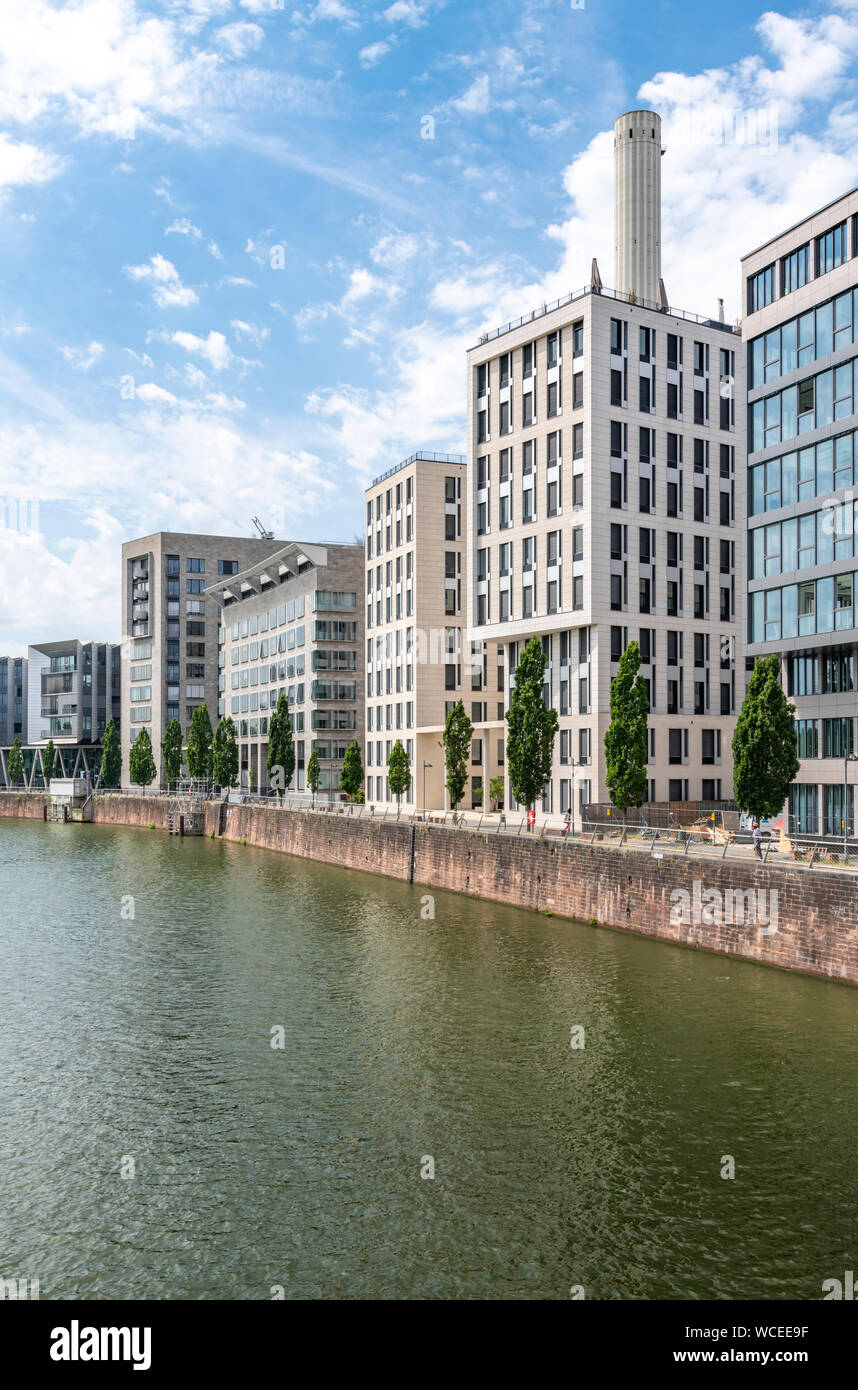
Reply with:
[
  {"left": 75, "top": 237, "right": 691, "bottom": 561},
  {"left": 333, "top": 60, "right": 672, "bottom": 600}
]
[{"left": 613, "top": 110, "right": 662, "bottom": 306}]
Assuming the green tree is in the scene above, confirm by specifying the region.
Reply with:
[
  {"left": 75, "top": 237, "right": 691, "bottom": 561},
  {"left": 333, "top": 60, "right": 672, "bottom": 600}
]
[
  {"left": 129, "top": 728, "right": 156, "bottom": 788},
  {"left": 42, "top": 738, "right": 56, "bottom": 787},
  {"left": 8, "top": 737, "right": 23, "bottom": 787},
  {"left": 212, "top": 716, "right": 239, "bottom": 790},
  {"left": 387, "top": 739, "right": 411, "bottom": 809},
  {"left": 441, "top": 700, "right": 473, "bottom": 810},
  {"left": 99, "top": 719, "right": 121, "bottom": 788},
  {"left": 266, "top": 692, "right": 295, "bottom": 798},
  {"left": 307, "top": 748, "right": 321, "bottom": 808},
  {"left": 186, "top": 705, "right": 213, "bottom": 782},
  {"left": 732, "top": 653, "right": 799, "bottom": 820},
  {"left": 161, "top": 719, "right": 183, "bottom": 788},
  {"left": 489, "top": 775, "right": 505, "bottom": 811},
  {"left": 604, "top": 640, "right": 649, "bottom": 817},
  {"left": 339, "top": 738, "right": 364, "bottom": 801},
  {"left": 505, "top": 637, "right": 559, "bottom": 812}
]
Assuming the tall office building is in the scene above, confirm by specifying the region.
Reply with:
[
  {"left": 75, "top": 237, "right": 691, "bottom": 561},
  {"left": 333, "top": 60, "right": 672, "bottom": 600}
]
[
  {"left": 27, "top": 640, "right": 120, "bottom": 748},
  {"left": 743, "top": 188, "right": 858, "bottom": 836},
  {"left": 121, "top": 531, "right": 282, "bottom": 786},
  {"left": 211, "top": 541, "right": 363, "bottom": 793},
  {"left": 466, "top": 111, "right": 744, "bottom": 816},
  {"left": 364, "top": 452, "right": 503, "bottom": 811},
  {"left": 0, "top": 655, "right": 27, "bottom": 745}
]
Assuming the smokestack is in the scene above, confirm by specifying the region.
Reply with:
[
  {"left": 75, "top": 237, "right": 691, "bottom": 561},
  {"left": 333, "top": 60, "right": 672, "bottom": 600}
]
[{"left": 613, "top": 110, "right": 662, "bottom": 306}]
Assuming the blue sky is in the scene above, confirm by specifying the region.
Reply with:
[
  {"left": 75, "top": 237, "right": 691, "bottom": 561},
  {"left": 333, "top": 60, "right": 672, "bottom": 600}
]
[{"left": 2, "top": 0, "right": 858, "bottom": 651}]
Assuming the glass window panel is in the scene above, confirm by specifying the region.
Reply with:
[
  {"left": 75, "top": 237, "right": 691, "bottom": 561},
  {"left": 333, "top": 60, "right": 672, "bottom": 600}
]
[
  {"left": 781, "top": 450, "right": 797, "bottom": 505},
  {"left": 797, "top": 312, "right": 815, "bottom": 366},
  {"left": 835, "top": 434, "right": 853, "bottom": 488},
  {"left": 798, "top": 447, "right": 816, "bottom": 500},
  {"left": 817, "top": 509, "right": 834, "bottom": 565},
  {"left": 817, "top": 438, "right": 834, "bottom": 494},
  {"left": 782, "top": 517, "right": 797, "bottom": 571},
  {"left": 782, "top": 583, "right": 798, "bottom": 639},
  {"left": 781, "top": 384, "right": 797, "bottom": 440},
  {"left": 815, "top": 301, "right": 833, "bottom": 358},
  {"left": 818, "top": 576, "right": 834, "bottom": 633},
  {"left": 781, "top": 319, "right": 797, "bottom": 375},
  {"left": 752, "top": 337, "right": 765, "bottom": 389}
]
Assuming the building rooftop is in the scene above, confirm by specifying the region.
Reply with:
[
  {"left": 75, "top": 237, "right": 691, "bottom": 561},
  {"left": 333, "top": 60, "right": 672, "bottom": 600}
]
[
  {"left": 740, "top": 184, "right": 858, "bottom": 262},
  {"left": 369, "top": 450, "right": 466, "bottom": 490},
  {"left": 471, "top": 282, "right": 738, "bottom": 349}
]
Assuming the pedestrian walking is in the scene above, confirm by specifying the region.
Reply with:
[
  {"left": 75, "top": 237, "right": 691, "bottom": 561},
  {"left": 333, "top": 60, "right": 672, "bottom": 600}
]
[{"left": 752, "top": 821, "right": 763, "bottom": 859}]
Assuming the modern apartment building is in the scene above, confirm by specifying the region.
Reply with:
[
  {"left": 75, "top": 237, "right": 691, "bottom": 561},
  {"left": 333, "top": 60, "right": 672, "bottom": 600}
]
[
  {"left": 466, "top": 111, "right": 745, "bottom": 816},
  {"left": 743, "top": 187, "right": 858, "bottom": 836},
  {"left": 0, "top": 655, "right": 27, "bottom": 744},
  {"left": 26, "top": 640, "right": 120, "bottom": 747},
  {"left": 364, "top": 452, "right": 503, "bottom": 811},
  {"left": 121, "top": 531, "right": 281, "bottom": 786},
  {"left": 210, "top": 540, "right": 363, "bottom": 793}
]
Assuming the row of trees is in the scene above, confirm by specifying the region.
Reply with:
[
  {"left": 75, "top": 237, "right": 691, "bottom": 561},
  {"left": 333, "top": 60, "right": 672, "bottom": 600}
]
[
  {"left": 602, "top": 642, "right": 798, "bottom": 822},
  {"left": 431, "top": 636, "right": 797, "bottom": 820},
  {"left": 127, "top": 707, "right": 241, "bottom": 789},
  {"left": 5, "top": 645, "right": 797, "bottom": 820}
]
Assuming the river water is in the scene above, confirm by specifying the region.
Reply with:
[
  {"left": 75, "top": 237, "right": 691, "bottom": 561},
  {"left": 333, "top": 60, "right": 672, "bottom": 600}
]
[{"left": 1, "top": 820, "right": 856, "bottom": 1300}]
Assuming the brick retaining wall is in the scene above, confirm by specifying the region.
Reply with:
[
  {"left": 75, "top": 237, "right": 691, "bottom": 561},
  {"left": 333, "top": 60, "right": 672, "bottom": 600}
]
[{"left": 3, "top": 793, "right": 857, "bottom": 984}]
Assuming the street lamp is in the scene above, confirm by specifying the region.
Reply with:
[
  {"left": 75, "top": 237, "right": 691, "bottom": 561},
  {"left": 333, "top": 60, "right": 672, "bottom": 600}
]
[
  {"left": 844, "top": 749, "right": 858, "bottom": 856},
  {"left": 423, "top": 761, "right": 432, "bottom": 815}
]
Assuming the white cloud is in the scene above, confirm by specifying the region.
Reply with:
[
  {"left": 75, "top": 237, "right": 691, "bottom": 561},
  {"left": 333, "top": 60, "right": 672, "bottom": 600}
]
[
  {"left": 452, "top": 74, "right": 490, "bottom": 115},
  {"left": 60, "top": 340, "right": 104, "bottom": 371},
  {"left": 370, "top": 231, "right": 422, "bottom": 268},
  {"left": 184, "top": 363, "right": 208, "bottom": 389},
  {"left": 165, "top": 216, "right": 203, "bottom": 239},
  {"left": 124, "top": 253, "right": 198, "bottom": 308},
  {"left": 124, "top": 348, "right": 155, "bottom": 368},
  {"left": 1, "top": 317, "right": 32, "bottom": 337},
  {"left": 169, "top": 329, "right": 233, "bottom": 371},
  {"left": 216, "top": 22, "right": 264, "bottom": 59},
  {"left": 0, "top": 132, "right": 63, "bottom": 189},
  {"left": 222, "top": 275, "right": 255, "bottom": 287},
  {"left": 308, "top": 0, "right": 358, "bottom": 26},
  {"left": 383, "top": 1, "right": 427, "bottom": 26},
  {"left": 230, "top": 318, "right": 270, "bottom": 345},
  {"left": 208, "top": 240, "right": 223, "bottom": 260},
  {"left": 360, "top": 41, "right": 393, "bottom": 69}
]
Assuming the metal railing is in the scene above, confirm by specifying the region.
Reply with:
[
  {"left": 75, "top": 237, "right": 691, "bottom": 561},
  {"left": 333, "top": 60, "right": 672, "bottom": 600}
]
[
  {"left": 474, "top": 283, "right": 739, "bottom": 346},
  {"left": 370, "top": 451, "right": 467, "bottom": 488}
]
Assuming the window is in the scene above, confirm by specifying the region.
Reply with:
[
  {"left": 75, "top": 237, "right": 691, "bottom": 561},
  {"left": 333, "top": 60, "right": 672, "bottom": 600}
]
[
  {"left": 748, "top": 263, "right": 776, "bottom": 313},
  {"left": 817, "top": 222, "right": 847, "bottom": 276},
  {"left": 186, "top": 557, "right": 205, "bottom": 573},
  {"left": 781, "top": 244, "right": 809, "bottom": 294},
  {"left": 218, "top": 559, "right": 238, "bottom": 575},
  {"left": 610, "top": 318, "right": 623, "bottom": 354}
]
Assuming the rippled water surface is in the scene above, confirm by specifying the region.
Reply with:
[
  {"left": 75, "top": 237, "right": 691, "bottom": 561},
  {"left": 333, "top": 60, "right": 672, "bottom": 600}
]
[{"left": 1, "top": 820, "right": 857, "bottom": 1300}]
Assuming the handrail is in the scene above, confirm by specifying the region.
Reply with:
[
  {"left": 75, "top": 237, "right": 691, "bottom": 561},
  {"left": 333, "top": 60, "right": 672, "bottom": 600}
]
[{"left": 473, "top": 282, "right": 739, "bottom": 347}]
